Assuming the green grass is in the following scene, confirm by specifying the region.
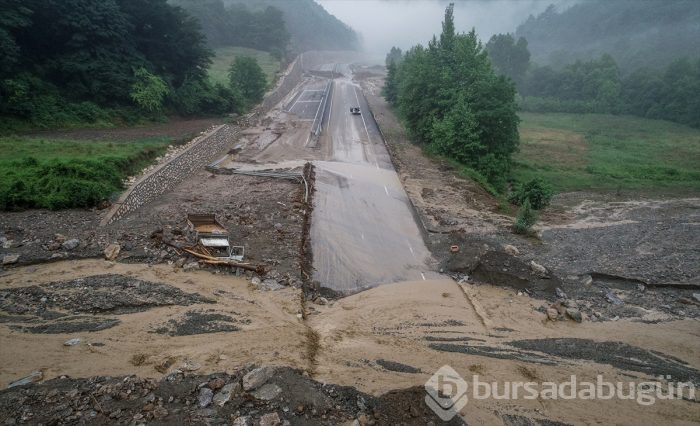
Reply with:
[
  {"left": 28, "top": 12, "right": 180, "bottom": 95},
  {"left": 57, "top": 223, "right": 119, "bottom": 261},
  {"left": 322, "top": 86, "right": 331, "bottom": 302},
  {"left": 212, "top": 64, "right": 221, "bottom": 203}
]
[
  {"left": 0, "top": 136, "right": 172, "bottom": 210},
  {"left": 514, "top": 112, "right": 700, "bottom": 193},
  {"left": 209, "top": 46, "right": 280, "bottom": 87}
]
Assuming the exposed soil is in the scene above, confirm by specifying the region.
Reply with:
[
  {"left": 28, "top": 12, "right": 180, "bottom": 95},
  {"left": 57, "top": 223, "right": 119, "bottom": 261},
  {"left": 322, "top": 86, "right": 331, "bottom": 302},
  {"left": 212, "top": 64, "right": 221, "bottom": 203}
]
[{"left": 0, "top": 169, "right": 307, "bottom": 286}]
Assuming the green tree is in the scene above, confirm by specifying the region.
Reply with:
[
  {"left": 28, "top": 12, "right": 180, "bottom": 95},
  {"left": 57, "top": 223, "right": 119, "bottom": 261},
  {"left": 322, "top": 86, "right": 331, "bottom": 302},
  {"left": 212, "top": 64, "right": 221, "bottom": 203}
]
[
  {"left": 513, "top": 199, "right": 537, "bottom": 234},
  {"left": 508, "top": 177, "right": 553, "bottom": 210},
  {"left": 382, "top": 61, "right": 399, "bottom": 105},
  {"left": 130, "top": 68, "right": 169, "bottom": 112},
  {"left": 385, "top": 46, "right": 403, "bottom": 67},
  {"left": 485, "top": 33, "right": 531, "bottom": 89},
  {"left": 229, "top": 56, "right": 267, "bottom": 107}
]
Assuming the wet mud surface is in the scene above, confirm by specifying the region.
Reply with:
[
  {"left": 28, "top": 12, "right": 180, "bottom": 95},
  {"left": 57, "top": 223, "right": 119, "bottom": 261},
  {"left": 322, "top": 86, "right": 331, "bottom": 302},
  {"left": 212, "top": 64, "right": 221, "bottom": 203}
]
[
  {"left": 510, "top": 338, "right": 700, "bottom": 385},
  {"left": 0, "top": 274, "right": 212, "bottom": 334}
]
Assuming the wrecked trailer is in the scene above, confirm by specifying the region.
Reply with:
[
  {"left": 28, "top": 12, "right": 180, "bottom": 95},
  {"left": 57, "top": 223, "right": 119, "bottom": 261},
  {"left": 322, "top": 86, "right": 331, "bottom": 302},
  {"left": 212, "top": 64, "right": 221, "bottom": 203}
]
[{"left": 186, "top": 214, "right": 244, "bottom": 261}]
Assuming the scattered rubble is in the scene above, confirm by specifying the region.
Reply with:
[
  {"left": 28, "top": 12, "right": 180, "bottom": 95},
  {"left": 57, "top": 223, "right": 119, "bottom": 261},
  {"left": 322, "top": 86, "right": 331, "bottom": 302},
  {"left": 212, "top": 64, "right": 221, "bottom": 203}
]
[{"left": 0, "top": 367, "right": 465, "bottom": 425}]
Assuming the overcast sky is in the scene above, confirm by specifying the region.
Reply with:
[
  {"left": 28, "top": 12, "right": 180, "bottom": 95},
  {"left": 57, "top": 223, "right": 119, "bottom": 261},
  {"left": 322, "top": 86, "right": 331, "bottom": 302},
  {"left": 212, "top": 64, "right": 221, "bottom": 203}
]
[{"left": 316, "top": 0, "right": 578, "bottom": 60}]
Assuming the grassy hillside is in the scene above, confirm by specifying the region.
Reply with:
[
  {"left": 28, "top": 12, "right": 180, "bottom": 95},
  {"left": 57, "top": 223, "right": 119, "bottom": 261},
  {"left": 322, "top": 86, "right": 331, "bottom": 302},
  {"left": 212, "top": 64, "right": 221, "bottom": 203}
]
[
  {"left": 209, "top": 46, "right": 281, "bottom": 87},
  {"left": 0, "top": 136, "right": 172, "bottom": 210},
  {"left": 515, "top": 113, "right": 700, "bottom": 193}
]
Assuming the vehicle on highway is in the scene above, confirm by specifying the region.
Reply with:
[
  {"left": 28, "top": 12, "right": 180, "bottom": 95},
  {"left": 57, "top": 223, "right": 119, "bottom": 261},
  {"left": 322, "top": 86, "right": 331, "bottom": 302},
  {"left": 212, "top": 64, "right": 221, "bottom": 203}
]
[{"left": 350, "top": 107, "right": 361, "bottom": 115}]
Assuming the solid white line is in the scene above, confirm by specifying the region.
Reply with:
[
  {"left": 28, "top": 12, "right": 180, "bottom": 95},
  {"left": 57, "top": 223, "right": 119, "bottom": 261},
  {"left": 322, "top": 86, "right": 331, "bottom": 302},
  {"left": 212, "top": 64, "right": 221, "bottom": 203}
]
[
  {"left": 421, "top": 272, "right": 426, "bottom": 281},
  {"left": 295, "top": 100, "right": 322, "bottom": 103},
  {"left": 353, "top": 87, "right": 372, "bottom": 143},
  {"left": 326, "top": 80, "right": 334, "bottom": 132}
]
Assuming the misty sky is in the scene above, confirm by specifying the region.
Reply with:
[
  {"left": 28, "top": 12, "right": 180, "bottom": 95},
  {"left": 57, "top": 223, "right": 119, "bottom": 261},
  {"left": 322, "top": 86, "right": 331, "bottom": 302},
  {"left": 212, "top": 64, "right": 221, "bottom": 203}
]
[{"left": 317, "top": 0, "right": 578, "bottom": 60}]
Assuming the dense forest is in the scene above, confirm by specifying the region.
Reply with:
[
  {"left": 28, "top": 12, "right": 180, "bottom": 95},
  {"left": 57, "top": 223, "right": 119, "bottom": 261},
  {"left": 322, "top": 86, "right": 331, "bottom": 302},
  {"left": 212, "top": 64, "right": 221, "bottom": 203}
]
[
  {"left": 225, "top": 0, "right": 359, "bottom": 53},
  {"left": 383, "top": 5, "right": 519, "bottom": 192},
  {"left": 0, "top": 0, "right": 241, "bottom": 130},
  {"left": 171, "top": 0, "right": 289, "bottom": 58},
  {"left": 516, "top": 0, "right": 700, "bottom": 72}
]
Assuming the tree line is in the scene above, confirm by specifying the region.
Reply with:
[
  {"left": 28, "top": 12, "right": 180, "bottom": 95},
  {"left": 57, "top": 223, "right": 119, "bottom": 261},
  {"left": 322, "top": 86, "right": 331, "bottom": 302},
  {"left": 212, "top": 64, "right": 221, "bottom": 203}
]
[
  {"left": 485, "top": 33, "right": 700, "bottom": 129},
  {"left": 172, "top": 0, "right": 289, "bottom": 59},
  {"left": 0, "top": 0, "right": 274, "bottom": 131}
]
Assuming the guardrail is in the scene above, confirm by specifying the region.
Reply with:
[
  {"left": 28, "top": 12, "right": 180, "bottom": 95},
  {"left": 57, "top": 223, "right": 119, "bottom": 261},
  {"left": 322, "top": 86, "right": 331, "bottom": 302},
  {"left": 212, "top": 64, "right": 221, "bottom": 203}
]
[{"left": 310, "top": 79, "right": 333, "bottom": 141}]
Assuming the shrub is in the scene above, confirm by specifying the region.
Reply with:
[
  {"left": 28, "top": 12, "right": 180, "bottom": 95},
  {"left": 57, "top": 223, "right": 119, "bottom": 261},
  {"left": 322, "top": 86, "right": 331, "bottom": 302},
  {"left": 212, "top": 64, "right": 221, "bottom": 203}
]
[
  {"left": 130, "top": 68, "right": 169, "bottom": 113},
  {"left": 509, "top": 177, "right": 554, "bottom": 210},
  {"left": 513, "top": 199, "right": 538, "bottom": 234},
  {"left": 170, "top": 79, "right": 238, "bottom": 116}
]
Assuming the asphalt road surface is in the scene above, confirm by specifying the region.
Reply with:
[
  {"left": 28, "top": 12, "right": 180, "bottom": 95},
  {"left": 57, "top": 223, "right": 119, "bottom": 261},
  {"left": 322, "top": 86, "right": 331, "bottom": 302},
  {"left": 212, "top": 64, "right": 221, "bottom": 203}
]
[{"left": 311, "top": 64, "right": 437, "bottom": 294}]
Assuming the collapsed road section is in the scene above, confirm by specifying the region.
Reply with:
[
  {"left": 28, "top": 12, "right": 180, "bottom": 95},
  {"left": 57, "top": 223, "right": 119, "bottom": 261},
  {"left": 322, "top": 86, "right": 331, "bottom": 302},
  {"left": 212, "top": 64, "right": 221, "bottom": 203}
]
[{"left": 213, "top": 57, "right": 439, "bottom": 294}]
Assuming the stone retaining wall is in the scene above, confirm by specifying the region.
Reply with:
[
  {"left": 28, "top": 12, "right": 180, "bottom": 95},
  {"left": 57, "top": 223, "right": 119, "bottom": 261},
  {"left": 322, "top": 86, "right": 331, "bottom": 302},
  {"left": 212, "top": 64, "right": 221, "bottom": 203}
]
[{"left": 103, "top": 125, "right": 239, "bottom": 225}]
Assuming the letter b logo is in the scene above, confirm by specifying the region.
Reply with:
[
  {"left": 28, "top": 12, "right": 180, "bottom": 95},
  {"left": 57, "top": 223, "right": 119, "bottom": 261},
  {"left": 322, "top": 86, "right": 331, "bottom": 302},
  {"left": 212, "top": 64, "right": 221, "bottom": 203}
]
[{"left": 425, "top": 365, "right": 469, "bottom": 421}]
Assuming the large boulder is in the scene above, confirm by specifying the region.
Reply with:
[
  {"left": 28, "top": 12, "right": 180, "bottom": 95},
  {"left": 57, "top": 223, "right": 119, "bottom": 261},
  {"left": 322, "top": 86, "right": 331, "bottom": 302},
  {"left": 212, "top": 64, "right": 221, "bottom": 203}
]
[{"left": 104, "top": 243, "right": 121, "bottom": 261}]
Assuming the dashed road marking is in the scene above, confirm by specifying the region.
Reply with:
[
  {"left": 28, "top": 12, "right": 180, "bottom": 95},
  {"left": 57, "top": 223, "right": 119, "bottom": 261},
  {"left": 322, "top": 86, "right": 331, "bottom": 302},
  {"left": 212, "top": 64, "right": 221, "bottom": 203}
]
[
  {"left": 421, "top": 272, "right": 426, "bottom": 281},
  {"left": 353, "top": 87, "right": 372, "bottom": 144},
  {"left": 384, "top": 185, "right": 389, "bottom": 196}
]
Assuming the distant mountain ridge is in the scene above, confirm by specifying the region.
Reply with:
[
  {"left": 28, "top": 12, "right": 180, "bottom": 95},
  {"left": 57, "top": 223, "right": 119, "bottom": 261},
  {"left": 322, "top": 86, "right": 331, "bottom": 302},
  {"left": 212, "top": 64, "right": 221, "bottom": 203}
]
[
  {"left": 227, "top": 0, "right": 359, "bottom": 53},
  {"left": 516, "top": 0, "right": 700, "bottom": 71}
]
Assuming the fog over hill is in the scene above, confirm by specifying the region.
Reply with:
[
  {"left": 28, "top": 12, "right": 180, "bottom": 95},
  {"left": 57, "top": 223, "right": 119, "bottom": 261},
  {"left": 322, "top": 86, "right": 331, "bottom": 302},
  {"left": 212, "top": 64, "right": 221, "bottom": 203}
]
[{"left": 317, "top": 0, "right": 578, "bottom": 61}]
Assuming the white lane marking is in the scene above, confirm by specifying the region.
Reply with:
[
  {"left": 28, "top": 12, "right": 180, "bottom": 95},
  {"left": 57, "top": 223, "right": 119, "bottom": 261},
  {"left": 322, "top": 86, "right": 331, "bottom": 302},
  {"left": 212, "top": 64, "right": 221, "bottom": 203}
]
[
  {"left": 353, "top": 87, "right": 372, "bottom": 144},
  {"left": 408, "top": 244, "right": 414, "bottom": 255},
  {"left": 421, "top": 272, "right": 426, "bottom": 281},
  {"left": 384, "top": 185, "right": 389, "bottom": 196},
  {"left": 326, "top": 80, "right": 334, "bottom": 132},
  {"left": 295, "top": 100, "right": 323, "bottom": 103},
  {"left": 375, "top": 162, "right": 379, "bottom": 169},
  {"left": 361, "top": 233, "right": 365, "bottom": 240}
]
